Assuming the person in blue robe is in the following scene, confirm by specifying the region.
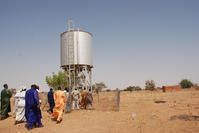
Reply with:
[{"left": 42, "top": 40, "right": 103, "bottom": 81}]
[
  {"left": 25, "top": 84, "right": 43, "bottom": 130},
  {"left": 47, "top": 88, "right": 54, "bottom": 113}
]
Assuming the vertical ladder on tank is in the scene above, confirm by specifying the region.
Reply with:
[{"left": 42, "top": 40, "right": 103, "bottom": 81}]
[
  {"left": 68, "top": 32, "right": 74, "bottom": 66},
  {"left": 67, "top": 31, "right": 75, "bottom": 90},
  {"left": 67, "top": 20, "right": 75, "bottom": 90},
  {"left": 75, "top": 29, "right": 79, "bottom": 89}
]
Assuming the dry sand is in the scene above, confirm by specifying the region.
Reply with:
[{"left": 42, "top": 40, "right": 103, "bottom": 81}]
[{"left": 0, "top": 89, "right": 199, "bottom": 133}]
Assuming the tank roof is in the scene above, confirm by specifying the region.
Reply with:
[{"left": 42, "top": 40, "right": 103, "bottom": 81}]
[{"left": 60, "top": 30, "right": 93, "bottom": 37}]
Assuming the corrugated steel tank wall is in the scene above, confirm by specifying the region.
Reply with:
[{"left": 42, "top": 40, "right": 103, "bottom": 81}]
[{"left": 61, "top": 30, "right": 92, "bottom": 66}]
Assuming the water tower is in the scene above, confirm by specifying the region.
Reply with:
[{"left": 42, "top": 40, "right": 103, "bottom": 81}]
[{"left": 61, "top": 21, "right": 93, "bottom": 91}]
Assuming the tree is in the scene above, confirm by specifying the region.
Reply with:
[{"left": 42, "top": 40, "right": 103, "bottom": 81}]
[
  {"left": 145, "top": 80, "right": 155, "bottom": 90},
  {"left": 124, "top": 86, "right": 142, "bottom": 91},
  {"left": 93, "top": 82, "right": 107, "bottom": 93},
  {"left": 124, "top": 86, "right": 134, "bottom": 92},
  {"left": 134, "top": 86, "right": 142, "bottom": 91},
  {"left": 46, "top": 71, "right": 68, "bottom": 90},
  {"left": 180, "top": 79, "right": 193, "bottom": 88}
]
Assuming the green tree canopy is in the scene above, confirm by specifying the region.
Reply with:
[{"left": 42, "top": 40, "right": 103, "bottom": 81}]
[
  {"left": 46, "top": 71, "right": 68, "bottom": 90},
  {"left": 124, "top": 86, "right": 134, "bottom": 92},
  {"left": 180, "top": 79, "right": 193, "bottom": 88},
  {"left": 124, "top": 86, "right": 142, "bottom": 91},
  {"left": 145, "top": 80, "right": 156, "bottom": 91},
  {"left": 92, "top": 82, "right": 107, "bottom": 92}
]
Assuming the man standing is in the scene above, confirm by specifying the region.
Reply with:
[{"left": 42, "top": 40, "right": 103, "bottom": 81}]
[
  {"left": 64, "top": 88, "right": 70, "bottom": 113},
  {"left": 0, "top": 84, "right": 12, "bottom": 120},
  {"left": 86, "top": 89, "right": 93, "bottom": 109},
  {"left": 80, "top": 88, "right": 93, "bottom": 109},
  {"left": 80, "top": 88, "right": 88, "bottom": 109},
  {"left": 14, "top": 86, "right": 27, "bottom": 124},
  {"left": 71, "top": 88, "right": 80, "bottom": 110},
  {"left": 52, "top": 87, "right": 66, "bottom": 123},
  {"left": 25, "top": 84, "right": 43, "bottom": 130},
  {"left": 47, "top": 88, "right": 55, "bottom": 113}
]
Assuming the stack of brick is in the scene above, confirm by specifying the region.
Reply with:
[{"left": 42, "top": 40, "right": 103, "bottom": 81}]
[{"left": 162, "top": 85, "right": 181, "bottom": 92}]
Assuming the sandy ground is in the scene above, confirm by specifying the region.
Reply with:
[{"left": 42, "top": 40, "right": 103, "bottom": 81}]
[{"left": 0, "top": 89, "right": 199, "bottom": 133}]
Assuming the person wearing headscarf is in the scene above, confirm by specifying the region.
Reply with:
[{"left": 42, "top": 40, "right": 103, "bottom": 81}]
[
  {"left": 14, "top": 86, "right": 27, "bottom": 124},
  {"left": 0, "top": 84, "right": 12, "bottom": 120},
  {"left": 52, "top": 87, "right": 66, "bottom": 123},
  {"left": 25, "top": 84, "right": 43, "bottom": 130},
  {"left": 86, "top": 88, "right": 93, "bottom": 109},
  {"left": 64, "top": 88, "right": 70, "bottom": 113},
  {"left": 80, "top": 88, "right": 93, "bottom": 109},
  {"left": 80, "top": 87, "right": 88, "bottom": 109},
  {"left": 47, "top": 88, "right": 55, "bottom": 113}
]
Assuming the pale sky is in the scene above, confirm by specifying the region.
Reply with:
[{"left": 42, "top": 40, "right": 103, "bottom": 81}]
[{"left": 0, "top": 0, "right": 199, "bottom": 91}]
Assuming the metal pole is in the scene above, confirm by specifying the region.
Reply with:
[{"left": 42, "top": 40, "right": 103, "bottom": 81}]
[{"left": 89, "top": 68, "right": 92, "bottom": 92}]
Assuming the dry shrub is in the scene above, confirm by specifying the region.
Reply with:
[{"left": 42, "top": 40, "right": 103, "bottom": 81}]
[{"left": 194, "top": 86, "right": 199, "bottom": 90}]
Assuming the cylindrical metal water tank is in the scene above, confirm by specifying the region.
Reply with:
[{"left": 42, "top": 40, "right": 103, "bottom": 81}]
[{"left": 61, "top": 30, "right": 92, "bottom": 67}]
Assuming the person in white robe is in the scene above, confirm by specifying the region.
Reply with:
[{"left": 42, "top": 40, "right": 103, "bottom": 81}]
[
  {"left": 71, "top": 88, "right": 80, "bottom": 110},
  {"left": 14, "top": 86, "right": 27, "bottom": 124}
]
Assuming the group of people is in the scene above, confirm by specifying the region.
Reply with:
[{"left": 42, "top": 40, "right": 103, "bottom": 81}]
[
  {"left": 0, "top": 84, "right": 42, "bottom": 130},
  {"left": 0, "top": 84, "right": 93, "bottom": 130},
  {"left": 47, "top": 87, "right": 93, "bottom": 123}
]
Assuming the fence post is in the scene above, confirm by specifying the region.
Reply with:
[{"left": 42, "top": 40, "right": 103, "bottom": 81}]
[{"left": 115, "top": 88, "right": 120, "bottom": 111}]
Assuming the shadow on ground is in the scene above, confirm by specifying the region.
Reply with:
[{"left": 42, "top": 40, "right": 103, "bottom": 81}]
[
  {"left": 170, "top": 114, "right": 199, "bottom": 121},
  {"left": 154, "top": 100, "right": 166, "bottom": 104}
]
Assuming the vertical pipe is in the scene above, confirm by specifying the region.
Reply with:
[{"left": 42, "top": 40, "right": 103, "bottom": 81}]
[{"left": 89, "top": 68, "right": 92, "bottom": 92}]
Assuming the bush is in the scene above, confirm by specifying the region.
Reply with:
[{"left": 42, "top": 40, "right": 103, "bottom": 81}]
[
  {"left": 134, "top": 86, "right": 142, "bottom": 91},
  {"left": 124, "top": 86, "right": 142, "bottom": 91},
  {"left": 106, "top": 89, "right": 111, "bottom": 92},
  {"left": 194, "top": 85, "right": 199, "bottom": 90},
  {"left": 124, "top": 86, "right": 134, "bottom": 92},
  {"left": 180, "top": 79, "right": 193, "bottom": 88}
]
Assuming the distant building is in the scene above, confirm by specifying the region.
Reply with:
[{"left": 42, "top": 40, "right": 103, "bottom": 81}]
[{"left": 162, "top": 85, "right": 181, "bottom": 92}]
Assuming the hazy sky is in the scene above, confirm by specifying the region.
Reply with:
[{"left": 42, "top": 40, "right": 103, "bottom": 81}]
[{"left": 0, "top": 0, "right": 198, "bottom": 91}]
